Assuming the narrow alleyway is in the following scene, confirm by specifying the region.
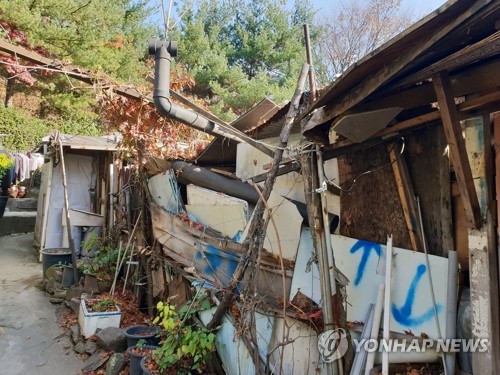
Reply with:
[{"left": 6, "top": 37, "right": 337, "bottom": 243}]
[{"left": 0, "top": 233, "right": 83, "bottom": 375}]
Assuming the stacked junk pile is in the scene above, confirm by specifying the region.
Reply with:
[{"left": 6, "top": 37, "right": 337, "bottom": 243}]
[
  {"left": 27, "top": 1, "right": 500, "bottom": 374},
  {"left": 140, "top": 1, "right": 500, "bottom": 371}
]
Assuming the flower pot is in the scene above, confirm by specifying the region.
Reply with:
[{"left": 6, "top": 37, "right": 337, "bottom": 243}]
[
  {"left": 124, "top": 325, "right": 162, "bottom": 348},
  {"left": 17, "top": 186, "right": 26, "bottom": 198},
  {"left": 62, "top": 265, "right": 81, "bottom": 287},
  {"left": 0, "top": 196, "right": 8, "bottom": 218},
  {"left": 140, "top": 356, "right": 155, "bottom": 375},
  {"left": 7, "top": 185, "right": 18, "bottom": 198},
  {"left": 40, "top": 248, "right": 72, "bottom": 279},
  {"left": 127, "top": 345, "right": 159, "bottom": 375},
  {"left": 78, "top": 298, "right": 121, "bottom": 338}
]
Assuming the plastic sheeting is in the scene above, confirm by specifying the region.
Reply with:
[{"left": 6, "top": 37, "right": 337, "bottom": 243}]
[{"left": 44, "top": 154, "right": 96, "bottom": 250}]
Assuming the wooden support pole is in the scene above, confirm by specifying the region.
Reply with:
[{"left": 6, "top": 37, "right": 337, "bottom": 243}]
[
  {"left": 466, "top": 114, "right": 500, "bottom": 374},
  {"left": 432, "top": 71, "right": 481, "bottom": 229},
  {"left": 387, "top": 142, "right": 425, "bottom": 252},
  {"left": 206, "top": 64, "right": 309, "bottom": 332},
  {"left": 57, "top": 133, "right": 79, "bottom": 284}
]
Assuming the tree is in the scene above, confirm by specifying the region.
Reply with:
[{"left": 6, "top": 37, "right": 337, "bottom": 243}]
[
  {"left": 0, "top": 0, "right": 159, "bottom": 139},
  {"left": 316, "top": 0, "right": 415, "bottom": 83},
  {"left": 0, "top": 0, "right": 156, "bottom": 82},
  {"left": 170, "top": 0, "right": 318, "bottom": 121}
]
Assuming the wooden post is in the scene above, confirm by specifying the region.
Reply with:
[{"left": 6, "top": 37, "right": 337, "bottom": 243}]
[
  {"left": 465, "top": 114, "right": 500, "bottom": 374},
  {"left": 432, "top": 71, "right": 481, "bottom": 228},
  {"left": 388, "top": 143, "right": 425, "bottom": 252},
  {"left": 57, "top": 134, "right": 79, "bottom": 284}
]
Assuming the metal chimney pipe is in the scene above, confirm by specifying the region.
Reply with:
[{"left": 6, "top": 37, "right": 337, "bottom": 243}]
[{"left": 148, "top": 40, "right": 274, "bottom": 157}]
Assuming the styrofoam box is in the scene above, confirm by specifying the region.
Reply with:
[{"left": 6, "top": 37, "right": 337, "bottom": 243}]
[{"left": 78, "top": 299, "right": 122, "bottom": 338}]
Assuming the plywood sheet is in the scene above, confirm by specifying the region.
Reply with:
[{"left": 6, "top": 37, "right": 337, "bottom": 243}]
[{"left": 333, "top": 234, "right": 448, "bottom": 339}]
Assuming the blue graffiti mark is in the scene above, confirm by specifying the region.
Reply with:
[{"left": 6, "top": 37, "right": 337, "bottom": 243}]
[
  {"left": 392, "top": 264, "right": 442, "bottom": 327},
  {"left": 350, "top": 240, "right": 382, "bottom": 286},
  {"left": 194, "top": 245, "right": 238, "bottom": 285}
]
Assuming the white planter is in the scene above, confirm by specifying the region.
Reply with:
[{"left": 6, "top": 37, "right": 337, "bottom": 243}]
[{"left": 78, "top": 299, "right": 122, "bottom": 338}]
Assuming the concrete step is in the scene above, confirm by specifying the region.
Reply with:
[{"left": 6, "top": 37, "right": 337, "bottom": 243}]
[
  {"left": 0, "top": 211, "right": 37, "bottom": 236},
  {"left": 6, "top": 197, "right": 38, "bottom": 211}
]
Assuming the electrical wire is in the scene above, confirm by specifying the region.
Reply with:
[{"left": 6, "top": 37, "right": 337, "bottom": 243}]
[{"left": 323, "top": 137, "right": 406, "bottom": 192}]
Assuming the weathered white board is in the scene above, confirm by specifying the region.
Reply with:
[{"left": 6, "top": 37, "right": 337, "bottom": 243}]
[
  {"left": 185, "top": 184, "right": 249, "bottom": 238},
  {"left": 332, "top": 234, "right": 448, "bottom": 339},
  {"left": 186, "top": 204, "right": 247, "bottom": 239},
  {"left": 240, "top": 191, "right": 302, "bottom": 260},
  {"left": 289, "top": 227, "right": 322, "bottom": 305},
  {"left": 187, "top": 184, "right": 249, "bottom": 214},
  {"left": 148, "top": 169, "right": 183, "bottom": 213},
  {"left": 268, "top": 316, "right": 327, "bottom": 375}
]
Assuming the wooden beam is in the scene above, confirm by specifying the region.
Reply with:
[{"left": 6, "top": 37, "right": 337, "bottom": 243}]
[
  {"left": 433, "top": 71, "right": 481, "bottom": 228},
  {"left": 358, "top": 59, "right": 500, "bottom": 114},
  {"left": 395, "top": 30, "right": 500, "bottom": 89},
  {"left": 300, "top": 0, "right": 491, "bottom": 133},
  {"left": 387, "top": 143, "right": 425, "bottom": 252}
]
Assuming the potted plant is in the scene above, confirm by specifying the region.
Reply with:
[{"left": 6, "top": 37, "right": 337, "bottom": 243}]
[
  {"left": 79, "top": 240, "right": 120, "bottom": 293},
  {"left": 127, "top": 339, "right": 160, "bottom": 375},
  {"left": 0, "top": 154, "right": 13, "bottom": 218},
  {"left": 78, "top": 296, "right": 122, "bottom": 338},
  {"left": 140, "top": 295, "right": 217, "bottom": 374},
  {"left": 124, "top": 325, "right": 162, "bottom": 348}
]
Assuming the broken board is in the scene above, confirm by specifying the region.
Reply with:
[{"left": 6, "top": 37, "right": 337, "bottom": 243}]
[{"left": 333, "top": 234, "right": 448, "bottom": 339}]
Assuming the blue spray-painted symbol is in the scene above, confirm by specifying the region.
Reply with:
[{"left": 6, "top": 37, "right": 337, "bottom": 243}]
[
  {"left": 350, "top": 240, "right": 382, "bottom": 286},
  {"left": 392, "top": 264, "right": 442, "bottom": 327}
]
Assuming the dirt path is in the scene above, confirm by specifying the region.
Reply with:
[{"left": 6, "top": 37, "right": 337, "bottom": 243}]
[{"left": 0, "top": 233, "right": 83, "bottom": 375}]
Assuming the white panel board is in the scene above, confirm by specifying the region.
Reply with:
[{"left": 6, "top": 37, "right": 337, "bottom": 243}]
[
  {"left": 148, "top": 169, "right": 183, "bottom": 213},
  {"left": 235, "top": 141, "right": 340, "bottom": 229},
  {"left": 187, "top": 184, "right": 249, "bottom": 213},
  {"left": 289, "top": 227, "right": 322, "bottom": 305},
  {"left": 262, "top": 192, "right": 302, "bottom": 260},
  {"left": 269, "top": 316, "right": 327, "bottom": 375},
  {"left": 332, "top": 234, "right": 448, "bottom": 339},
  {"left": 199, "top": 308, "right": 256, "bottom": 375},
  {"left": 185, "top": 204, "right": 247, "bottom": 238}
]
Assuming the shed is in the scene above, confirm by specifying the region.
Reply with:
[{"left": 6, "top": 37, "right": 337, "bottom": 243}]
[{"left": 34, "top": 133, "right": 121, "bottom": 252}]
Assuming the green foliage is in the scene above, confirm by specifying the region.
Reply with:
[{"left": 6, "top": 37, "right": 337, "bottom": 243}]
[
  {"left": 0, "top": 0, "right": 157, "bottom": 83},
  {"left": 174, "top": 0, "right": 318, "bottom": 118},
  {"left": 0, "top": 107, "right": 51, "bottom": 151},
  {"left": 0, "top": 153, "right": 14, "bottom": 180},
  {"left": 79, "top": 238, "right": 120, "bottom": 280},
  {"left": 152, "top": 294, "right": 216, "bottom": 371},
  {"left": 0, "top": 107, "right": 102, "bottom": 152}
]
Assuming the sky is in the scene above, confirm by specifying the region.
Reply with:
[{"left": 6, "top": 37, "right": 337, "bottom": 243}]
[
  {"left": 311, "top": 0, "right": 447, "bottom": 20},
  {"left": 151, "top": 0, "right": 449, "bottom": 26}
]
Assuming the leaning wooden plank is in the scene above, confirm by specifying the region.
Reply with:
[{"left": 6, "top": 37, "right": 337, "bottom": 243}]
[
  {"left": 388, "top": 143, "right": 425, "bottom": 252},
  {"left": 432, "top": 71, "right": 481, "bottom": 228}
]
